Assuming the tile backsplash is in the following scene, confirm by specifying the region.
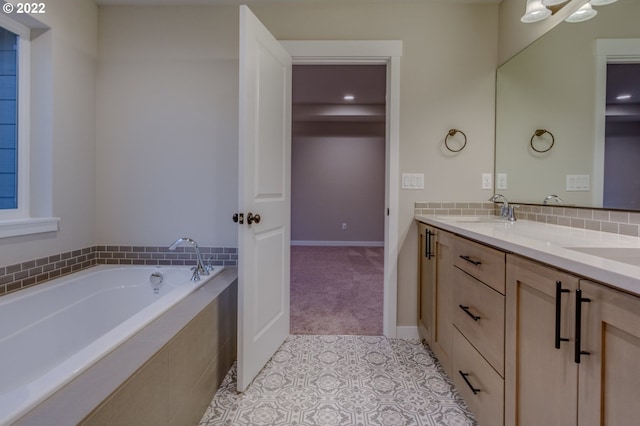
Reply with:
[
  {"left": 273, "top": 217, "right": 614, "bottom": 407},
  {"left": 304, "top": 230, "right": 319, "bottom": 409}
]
[
  {"left": 0, "top": 245, "right": 237, "bottom": 296},
  {"left": 415, "top": 202, "right": 640, "bottom": 237}
]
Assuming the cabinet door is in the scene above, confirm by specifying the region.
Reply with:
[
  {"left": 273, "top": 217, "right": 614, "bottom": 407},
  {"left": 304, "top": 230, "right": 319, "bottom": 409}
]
[
  {"left": 505, "top": 255, "right": 579, "bottom": 426},
  {"left": 432, "top": 230, "right": 454, "bottom": 376},
  {"left": 578, "top": 280, "right": 640, "bottom": 426},
  {"left": 418, "top": 223, "right": 435, "bottom": 343}
]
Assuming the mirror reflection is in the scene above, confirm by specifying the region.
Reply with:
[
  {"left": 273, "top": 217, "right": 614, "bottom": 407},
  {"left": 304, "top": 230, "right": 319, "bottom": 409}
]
[{"left": 495, "top": 0, "right": 640, "bottom": 210}]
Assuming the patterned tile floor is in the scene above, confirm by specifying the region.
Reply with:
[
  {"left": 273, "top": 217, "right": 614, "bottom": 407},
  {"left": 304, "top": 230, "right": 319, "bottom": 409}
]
[{"left": 199, "top": 335, "right": 477, "bottom": 425}]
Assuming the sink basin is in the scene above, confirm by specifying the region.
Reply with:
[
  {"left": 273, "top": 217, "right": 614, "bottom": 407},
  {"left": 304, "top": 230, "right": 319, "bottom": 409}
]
[
  {"left": 436, "top": 215, "right": 503, "bottom": 224},
  {"left": 565, "top": 247, "right": 640, "bottom": 267}
]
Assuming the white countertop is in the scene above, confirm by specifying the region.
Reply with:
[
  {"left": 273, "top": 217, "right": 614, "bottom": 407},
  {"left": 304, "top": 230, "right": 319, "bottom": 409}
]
[{"left": 415, "top": 214, "right": 640, "bottom": 297}]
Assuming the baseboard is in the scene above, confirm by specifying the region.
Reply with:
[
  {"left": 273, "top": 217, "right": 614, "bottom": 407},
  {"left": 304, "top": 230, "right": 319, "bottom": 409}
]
[
  {"left": 395, "top": 326, "right": 420, "bottom": 340},
  {"left": 291, "top": 240, "right": 384, "bottom": 247}
]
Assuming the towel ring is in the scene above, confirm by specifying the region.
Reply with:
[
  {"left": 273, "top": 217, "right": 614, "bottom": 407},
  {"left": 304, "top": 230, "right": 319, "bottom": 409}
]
[
  {"left": 530, "top": 129, "right": 555, "bottom": 153},
  {"left": 445, "top": 129, "right": 467, "bottom": 152}
]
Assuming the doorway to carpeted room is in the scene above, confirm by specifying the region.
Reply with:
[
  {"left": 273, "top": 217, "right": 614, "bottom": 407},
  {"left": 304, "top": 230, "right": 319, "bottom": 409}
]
[{"left": 290, "top": 245, "right": 384, "bottom": 335}]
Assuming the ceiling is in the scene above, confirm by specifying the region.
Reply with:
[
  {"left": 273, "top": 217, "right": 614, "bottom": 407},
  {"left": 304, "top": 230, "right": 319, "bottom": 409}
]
[{"left": 95, "top": 0, "right": 501, "bottom": 5}]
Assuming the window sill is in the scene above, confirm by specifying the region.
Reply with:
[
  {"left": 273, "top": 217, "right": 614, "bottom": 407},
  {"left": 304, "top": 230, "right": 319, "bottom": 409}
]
[{"left": 0, "top": 217, "right": 60, "bottom": 239}]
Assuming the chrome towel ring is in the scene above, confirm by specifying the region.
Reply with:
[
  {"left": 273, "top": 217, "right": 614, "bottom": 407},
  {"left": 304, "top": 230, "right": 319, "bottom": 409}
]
[
  {"left": 445, "top": 129, "right": 467, "bottom": 152},
  {"left": 530, "top": 129, "right": 555, "bottom": 153}
]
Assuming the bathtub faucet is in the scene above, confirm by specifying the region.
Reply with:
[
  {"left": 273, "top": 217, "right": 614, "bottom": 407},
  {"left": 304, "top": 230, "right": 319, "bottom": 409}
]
[{"left": 168, "top": 237, "right": 209, "bottom": 281}]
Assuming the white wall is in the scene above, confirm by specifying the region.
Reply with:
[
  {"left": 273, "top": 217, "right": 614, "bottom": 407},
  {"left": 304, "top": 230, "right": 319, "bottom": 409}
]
[
  {"left": 95, "top": 6, "right": 239, "bottom": 247},
  {"left": 0, "top": 0, "right": 97, "bottom": 265}
]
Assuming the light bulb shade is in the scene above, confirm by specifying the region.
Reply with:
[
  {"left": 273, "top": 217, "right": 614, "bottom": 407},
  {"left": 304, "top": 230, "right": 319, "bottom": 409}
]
[
  {"left": 565, "top": 3, "right": 598, "bottom": 22},
  {"left": 541, "top": 0, "right": 567, "bottom": 6},
  {"left": 521, "top": 0, "right": 552, "bottom": 23},
  {"left": 590, "top": 0, "right": 618, "bottom": 6}
]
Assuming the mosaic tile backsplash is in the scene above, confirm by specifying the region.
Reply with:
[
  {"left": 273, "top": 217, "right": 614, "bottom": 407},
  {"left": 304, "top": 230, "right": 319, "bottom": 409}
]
[
  {"left": 0, "top": 245, "right": 237, "bottom": 296},
  {"left": 415, "top": 202, "right": 640, "bottom": 237}
]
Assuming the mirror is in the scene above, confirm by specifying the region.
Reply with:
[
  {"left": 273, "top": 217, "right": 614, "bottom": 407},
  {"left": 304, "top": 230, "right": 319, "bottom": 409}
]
[{"left": 495, "top": 0, "right": 640, "bottom": 210}]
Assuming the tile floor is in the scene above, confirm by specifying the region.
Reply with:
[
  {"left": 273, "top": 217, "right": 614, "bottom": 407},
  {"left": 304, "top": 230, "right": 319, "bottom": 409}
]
[{"left": 199, "top": 335, "right": 477, "bottom": 425}]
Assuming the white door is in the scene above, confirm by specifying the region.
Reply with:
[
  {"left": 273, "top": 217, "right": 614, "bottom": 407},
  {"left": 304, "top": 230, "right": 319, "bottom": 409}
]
[{"left": 237, "top": 5, "right": 292, "bottom": 392}]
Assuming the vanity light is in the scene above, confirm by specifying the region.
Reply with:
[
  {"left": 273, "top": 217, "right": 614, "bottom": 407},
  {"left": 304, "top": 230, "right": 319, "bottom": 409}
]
[
  {"left": 541, "top": 0, "right": 566, "bottom": 6},
  {"left": 343, "top": 95, "right": 355, "bottom": 101},
  {"left": 565, "top": 3, "right": 598, "bottom": 23},
  {"left": 521, "top": 0, "right": 552, "bottom": 23}
]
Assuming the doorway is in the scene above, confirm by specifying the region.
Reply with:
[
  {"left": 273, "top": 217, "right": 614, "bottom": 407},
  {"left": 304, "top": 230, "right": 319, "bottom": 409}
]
[{"left": 290, "top": 64, "right": 386, "bottom": 335}]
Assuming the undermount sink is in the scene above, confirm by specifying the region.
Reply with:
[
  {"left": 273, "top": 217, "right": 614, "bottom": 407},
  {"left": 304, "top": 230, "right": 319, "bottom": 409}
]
[
  {"left": 565, "top": 247, "right": 640, "bottom": 267},
  {"left": 436, "top": 215, "right": 503, "bottom": 224}
]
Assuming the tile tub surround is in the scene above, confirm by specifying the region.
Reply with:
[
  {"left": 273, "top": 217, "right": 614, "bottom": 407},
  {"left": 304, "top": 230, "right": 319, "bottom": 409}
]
[
  {"left": 415, "top": 202, "right": 640, "bottom": 237},
  {"left": 0, "top": 245, "right": 238, "bottom": 296}
]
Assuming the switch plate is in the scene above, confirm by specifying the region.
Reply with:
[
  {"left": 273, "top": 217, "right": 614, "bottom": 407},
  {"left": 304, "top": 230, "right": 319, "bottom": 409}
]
[
  {"left": 566, "top": 175, "right": 590, "bottom": 191},
  {"left": 482, "top": 173, "right": 493, "bottom": 190},
  {"left": 401, "top": 173, "right": 424, "bottom": 190},
  {"left": 497, "top": 173, "right": 507, "bottom": 190}
]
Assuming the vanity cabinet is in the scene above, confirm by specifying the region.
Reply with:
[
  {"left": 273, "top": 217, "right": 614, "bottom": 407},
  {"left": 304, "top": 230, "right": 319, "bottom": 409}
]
[
  {"left": 452, "top": 235, "right": 506, "bottom": 426},
  {"left": 506, "top": 255, "right": 640, "bottom": 426},
  {"left": 417, "top": 223, "right": 454, "bottom": 375}
]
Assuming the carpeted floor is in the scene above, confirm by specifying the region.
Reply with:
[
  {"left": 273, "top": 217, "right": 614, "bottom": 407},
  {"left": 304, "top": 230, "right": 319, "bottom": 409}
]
[
  {"left": 198, "top": 335, "right": 476, "bottom": 426},
  {"left": 290, "top": 246, "right": 384, "bottom": 335}
]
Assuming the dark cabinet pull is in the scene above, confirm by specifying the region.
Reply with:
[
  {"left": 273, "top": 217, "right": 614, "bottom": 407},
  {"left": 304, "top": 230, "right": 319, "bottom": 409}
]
[
  {"left": 574, "top": 288, "right": 591, "bottom": 363},
  {"left": 459, "top": 255, "right": 482, "bottom": 266},
  {"left": 555, "top": 281, "right": 570, "bottom": 349},
  {"left": 425, "top": 230, "right": 434, "bottom": 259},
  {"left": 459, "top": 304, "right": 481, "bottom": 321},
  {"left": 459, "top": 371, "right": 481, "bottom": 395}
]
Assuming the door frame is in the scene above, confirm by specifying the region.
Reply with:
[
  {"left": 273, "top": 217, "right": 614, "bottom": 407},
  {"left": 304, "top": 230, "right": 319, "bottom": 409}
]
[{"left": 281, "top": 40, "right": 402, "bottom": 337}]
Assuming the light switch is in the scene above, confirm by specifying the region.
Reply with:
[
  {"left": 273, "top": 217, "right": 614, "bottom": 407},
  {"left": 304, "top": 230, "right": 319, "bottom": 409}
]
[
  {"left": 566, "top": 175, "right": 590, "bottom": 191},
  {"left": 401, "top": 173, "right": 425, "bottom": 190},
  {"left": 482, "top": 173, "right": 493, "bottom": 190},
  {"left": 497, "top": 173, "right": 507, "bottom": 190}
]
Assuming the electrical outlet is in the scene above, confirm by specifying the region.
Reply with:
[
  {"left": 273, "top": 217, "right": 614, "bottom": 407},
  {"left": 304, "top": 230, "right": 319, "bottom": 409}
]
[
  {"left": 342, "top": 223, "right": 347, "bottom": 231},
  {"left": 497, "top": 173, "right": 507, "bottom": 190},
  {"left": 482, "top": 173, "right": 493, "bottom": 190}
]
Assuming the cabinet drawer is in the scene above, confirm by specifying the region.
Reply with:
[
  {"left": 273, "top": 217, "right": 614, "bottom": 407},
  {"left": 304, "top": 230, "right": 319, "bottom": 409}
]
[
  {"left": 453, "top": 268, "right": 505, "bottom": 375},
  {"left": 453, "top": 328, "right": 504, "bottom": 426},
  {"left": 454, "top": 237, "right": 505, "bottom": 294}
]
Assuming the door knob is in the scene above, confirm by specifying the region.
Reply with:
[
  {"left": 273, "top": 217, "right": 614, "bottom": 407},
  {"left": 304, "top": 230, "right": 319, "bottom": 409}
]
[
  {"left": 247, "top": 212, "right": 261, "bottom": 225},
  {"left": 233, "top": 213, "right": 244, "bottom": 224}
]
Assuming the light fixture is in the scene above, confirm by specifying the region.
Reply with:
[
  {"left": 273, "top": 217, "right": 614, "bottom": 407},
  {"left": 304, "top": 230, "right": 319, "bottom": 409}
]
[
  {"left": 521, "top": 0, "right": 552, "bottom": 23},
  {"left": 343, "top": 95, "right": 355, "bottom": 101},
  {"left": 565, "top": 3, "right": 597, "bottom": 23},
  {"left": 590, "top": 0, "right": 618, "bottom": 6},
  {"left": 616, "top": 94, "right": 632, "bottom": 100}
]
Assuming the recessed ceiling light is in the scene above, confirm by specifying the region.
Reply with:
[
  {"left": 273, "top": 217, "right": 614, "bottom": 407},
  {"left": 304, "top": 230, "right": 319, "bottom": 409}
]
[
  {"left": 616, "top": 94, "right": 632, "bottom": 100},
  {"left": 343, "top": 95, "right": 355, "bottom": 101}
]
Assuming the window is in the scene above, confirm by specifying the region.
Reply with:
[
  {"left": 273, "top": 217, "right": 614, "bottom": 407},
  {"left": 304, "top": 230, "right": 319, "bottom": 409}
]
[
  {"left": 0, "top": 26, "right": 18, "bottom": 210},
  {"left": 0, "top": 13, "right": 57, "bottom": 238}
]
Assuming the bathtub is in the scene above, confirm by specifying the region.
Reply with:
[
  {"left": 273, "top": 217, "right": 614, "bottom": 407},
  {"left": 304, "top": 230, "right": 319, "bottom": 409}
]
[{"left": 0, "top": 264, "right": 223, "bottom": 425}]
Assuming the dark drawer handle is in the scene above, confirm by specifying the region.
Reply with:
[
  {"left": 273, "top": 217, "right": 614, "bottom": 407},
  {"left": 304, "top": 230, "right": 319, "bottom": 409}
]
[
  {"left": 459, "top": 255, "right": 482, "bottom": 266},
  {"left": 459, "top": 304, "right": 481, "bottom": 321},
  {"left": 459, "top": 370, "right": 481, "bottom": 395},
  {"left": 574, "top": 288, "right": 591, "bottom": 364},
  {"left": 555, "top": 280, "right": 570, "bottom": 349}
]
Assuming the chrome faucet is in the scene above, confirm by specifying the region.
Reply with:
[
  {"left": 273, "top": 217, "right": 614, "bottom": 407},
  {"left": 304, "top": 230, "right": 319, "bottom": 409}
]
[
  {"left": 168, "top": 237, "right": 209, "bottom": 281},
  {"left": 489, "top": 194, "right": 517, "bottom": 221},
  {"left": 543, "top": 194, "right": 564, "bottom": 205}
]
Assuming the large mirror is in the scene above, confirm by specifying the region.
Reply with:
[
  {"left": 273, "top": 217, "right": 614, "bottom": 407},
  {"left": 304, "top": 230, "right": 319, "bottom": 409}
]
[{"left": 495, "top": 0, "right": 640, "bottom": 210}]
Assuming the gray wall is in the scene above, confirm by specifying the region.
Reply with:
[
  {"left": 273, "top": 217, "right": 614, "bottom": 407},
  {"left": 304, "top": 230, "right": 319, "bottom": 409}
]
[{"left": 291, "top": 135, "right": 385, "bottom": 244}]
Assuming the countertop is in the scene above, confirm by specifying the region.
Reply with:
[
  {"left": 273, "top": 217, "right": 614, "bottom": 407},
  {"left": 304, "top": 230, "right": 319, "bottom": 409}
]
[{"left": 415, "top": 214, "right": 640, "bottom": 297}]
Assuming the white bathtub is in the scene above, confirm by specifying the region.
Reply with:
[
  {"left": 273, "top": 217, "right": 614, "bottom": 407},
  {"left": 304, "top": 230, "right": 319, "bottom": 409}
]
[{"left": 0, "top": 264, "right": 223, "bottom": 425}]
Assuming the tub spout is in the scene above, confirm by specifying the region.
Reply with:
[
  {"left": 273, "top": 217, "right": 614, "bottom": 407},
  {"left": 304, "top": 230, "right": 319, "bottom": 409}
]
[{"left": 168, "top": 237, "right": 209, "bottom": 281}]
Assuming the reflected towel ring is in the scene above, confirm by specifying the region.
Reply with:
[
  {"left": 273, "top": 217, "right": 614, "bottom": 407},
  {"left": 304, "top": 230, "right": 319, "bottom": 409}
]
[
  {"left": 530, "top": 129, "right": 555, "bottom": 153},
  {"left": 445, "top": 129, "right": 467, "bottom": 152}
]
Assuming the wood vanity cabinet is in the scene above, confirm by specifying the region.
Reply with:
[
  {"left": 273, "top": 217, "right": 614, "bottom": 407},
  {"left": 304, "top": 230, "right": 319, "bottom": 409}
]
[
  {"left": 417, "top": 223, "right": 454, "bottom": 375},
  {"left": 451, "top": 236, "right": 506, "bottom": 426},
  {"left": 506, "top": 255, "right": 640, "bottom": 426}
]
